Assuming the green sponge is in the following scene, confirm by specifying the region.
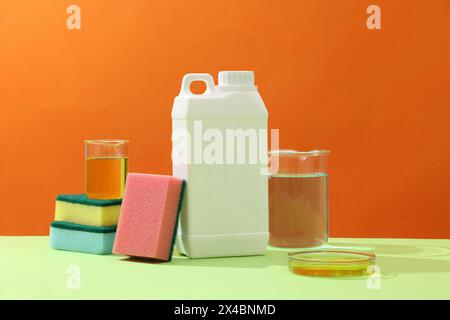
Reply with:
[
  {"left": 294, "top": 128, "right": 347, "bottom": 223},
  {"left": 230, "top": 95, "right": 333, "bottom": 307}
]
[
  {"left": 51, "top": 221, "right": 116, "bottom": 233},
  {"left": 55, "top": 194, "right": 122, "bottom": 227},
  {"left": 56, "top": 194, "right": 122, "bottom": 207},
  {"left": 50, "top": 221, "right": 117, "bottom": 255}
]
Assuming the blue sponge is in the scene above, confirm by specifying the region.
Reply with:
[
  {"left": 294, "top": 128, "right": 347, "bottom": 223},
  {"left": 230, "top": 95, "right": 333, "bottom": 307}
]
[{"left": 50, "top": 221, "right": 116, "bottom": 255}]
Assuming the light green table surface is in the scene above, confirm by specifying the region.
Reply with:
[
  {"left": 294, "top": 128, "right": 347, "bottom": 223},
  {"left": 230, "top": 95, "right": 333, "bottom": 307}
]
[{"left": 1, "top": 237, "right": 449, "bottom": 299}]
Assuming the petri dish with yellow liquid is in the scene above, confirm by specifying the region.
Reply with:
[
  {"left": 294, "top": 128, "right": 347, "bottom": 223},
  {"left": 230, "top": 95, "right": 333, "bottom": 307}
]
[{"left": 288, "top": 250, "right": 376, "bottom": 278}]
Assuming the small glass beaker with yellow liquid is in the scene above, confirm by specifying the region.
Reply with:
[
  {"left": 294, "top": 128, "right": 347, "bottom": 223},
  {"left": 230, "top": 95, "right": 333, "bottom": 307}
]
[{"left": 85, "top": 139, "right": 128, "bottom": 200}]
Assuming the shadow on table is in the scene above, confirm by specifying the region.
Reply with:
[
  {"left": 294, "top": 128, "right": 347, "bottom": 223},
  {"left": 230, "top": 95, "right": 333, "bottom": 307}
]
[
  {"left": 165, "top": 241, "right": 450, "bottom": 278},
  {"left": 328, "top": 241, "right": 450, "bottom": 277},
  {"left": 120, "top": 256, "right": 167, "bottom": 264},
  {"left": 169, "top": 248, "right": 287, "bottom": 269},
  {"left": 118, "top": 249, "right": 287, "bottom": 268}
]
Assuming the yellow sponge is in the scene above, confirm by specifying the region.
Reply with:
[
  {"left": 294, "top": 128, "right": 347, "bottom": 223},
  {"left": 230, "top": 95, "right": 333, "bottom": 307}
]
[{"left": 55, "top": 194, "right": 121, "bottom": 227}]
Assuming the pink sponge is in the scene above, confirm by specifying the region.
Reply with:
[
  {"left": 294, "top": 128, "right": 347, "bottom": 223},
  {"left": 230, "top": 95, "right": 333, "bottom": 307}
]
[{"left": 113, "top": 173, "right": 185, "bottom": 261}]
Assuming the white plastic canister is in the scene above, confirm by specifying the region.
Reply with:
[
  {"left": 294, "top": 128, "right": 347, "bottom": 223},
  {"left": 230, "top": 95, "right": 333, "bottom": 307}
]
[{"left": 172, "top": 71, "right": 268, "bottom": 258}]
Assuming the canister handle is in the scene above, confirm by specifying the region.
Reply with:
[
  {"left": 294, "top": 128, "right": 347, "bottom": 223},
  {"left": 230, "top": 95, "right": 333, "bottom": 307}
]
[{"left": 180, "top": 73, "right": 216, "bottom": 96}]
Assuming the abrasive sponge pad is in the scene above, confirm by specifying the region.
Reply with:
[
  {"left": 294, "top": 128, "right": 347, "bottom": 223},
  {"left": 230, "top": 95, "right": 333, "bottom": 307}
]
[
  {"left": 55, "top": 194, "right": 121, "bottom": 227},
  {"left": 50, "top": 221, "right": 116, "bottom": 255},
  {"left": 113, "top": 173, "right": 185, "bottom": 262}
]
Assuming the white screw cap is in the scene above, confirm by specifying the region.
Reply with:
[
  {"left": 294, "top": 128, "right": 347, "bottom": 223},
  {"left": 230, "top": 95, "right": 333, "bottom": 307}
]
[{"left": 218, "top": 71, "right": 255, "bottom": 87}]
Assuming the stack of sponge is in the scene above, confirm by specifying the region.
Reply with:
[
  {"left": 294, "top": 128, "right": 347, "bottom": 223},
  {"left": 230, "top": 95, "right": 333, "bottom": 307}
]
[
  {"left": 50, "top": 194, "right": 121, "bottom": 255},
  {"left": 49, "top": 174, "right": 186, "bottom": 259}
]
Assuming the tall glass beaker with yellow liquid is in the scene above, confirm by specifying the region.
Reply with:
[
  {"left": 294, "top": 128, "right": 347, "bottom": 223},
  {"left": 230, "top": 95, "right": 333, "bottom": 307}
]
[
  {"left": 269, "top": 150, "right": 330, "bottom": 248},
  {"left": 85, "top": 139, "right": 128, "bottom": 200}
]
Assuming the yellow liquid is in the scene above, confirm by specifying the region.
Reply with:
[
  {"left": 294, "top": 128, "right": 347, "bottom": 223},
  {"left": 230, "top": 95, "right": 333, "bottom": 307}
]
[
  {"left": 85, "top": 157, "right": 128, "bottom": 200},
  {"left": 289, "top": 262, "right": 373, "bottom": 277},
  {"left": 288, "top": 251, "right": 375, "bottom": 277}
]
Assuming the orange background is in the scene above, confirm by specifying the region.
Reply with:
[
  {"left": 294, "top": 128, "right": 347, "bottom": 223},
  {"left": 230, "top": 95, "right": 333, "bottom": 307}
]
[{"left": 0, "top": 1, "right": 449, "bottom": 237}]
